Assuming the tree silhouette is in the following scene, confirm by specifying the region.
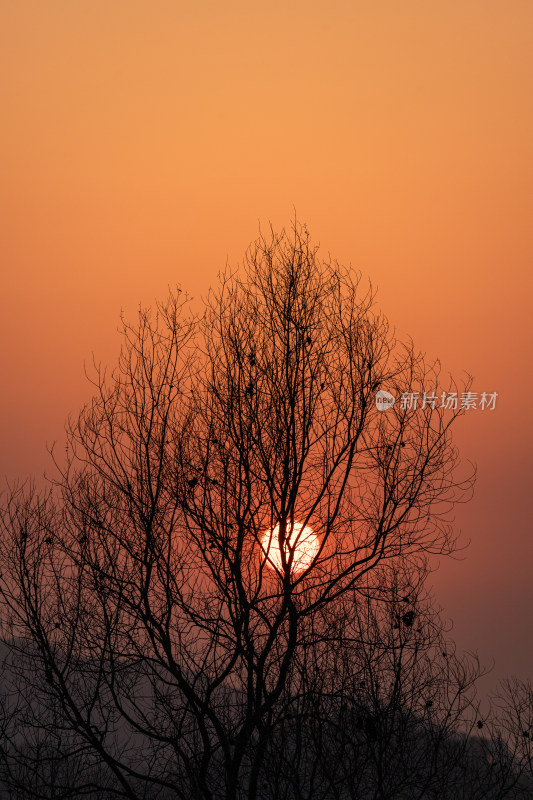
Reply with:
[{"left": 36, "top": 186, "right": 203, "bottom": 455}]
[{"left": 0, "top": 221, "right": 486, "bottom": 799}]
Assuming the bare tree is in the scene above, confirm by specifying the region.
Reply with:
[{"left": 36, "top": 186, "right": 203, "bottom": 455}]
[
  {"left": 0, "top": 221, "right": 477, "bottom": 799},
  {"left": 484, "top": 678, "right": 533, "bottom": 797}
]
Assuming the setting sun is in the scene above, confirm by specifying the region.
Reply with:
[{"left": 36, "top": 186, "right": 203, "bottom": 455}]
[{"left": 261, "top": 522, "right": 320, "bottom": 574}]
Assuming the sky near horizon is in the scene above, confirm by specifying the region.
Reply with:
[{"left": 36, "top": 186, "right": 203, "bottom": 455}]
[{"left": 1, "top": 1, "right": 532, "bottom": 693}]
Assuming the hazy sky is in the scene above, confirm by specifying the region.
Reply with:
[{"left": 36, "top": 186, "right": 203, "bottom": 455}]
[{"left": 1, "top": 0, "right": 532, "bottom": 694}]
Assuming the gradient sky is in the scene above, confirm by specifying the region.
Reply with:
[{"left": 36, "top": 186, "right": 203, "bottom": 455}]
[{"left": 1, "top": 0, "right": 532, "bottom": 697}]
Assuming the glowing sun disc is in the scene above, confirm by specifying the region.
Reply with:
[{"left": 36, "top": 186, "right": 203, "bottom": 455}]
[{"left": 261, "top": 522, "right": 320, "bottom": 574}]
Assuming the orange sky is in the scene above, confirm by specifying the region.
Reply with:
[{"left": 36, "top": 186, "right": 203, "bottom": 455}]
[{"left": 1, "top": 0, "right": 532, "bottom": 695}]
